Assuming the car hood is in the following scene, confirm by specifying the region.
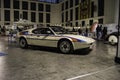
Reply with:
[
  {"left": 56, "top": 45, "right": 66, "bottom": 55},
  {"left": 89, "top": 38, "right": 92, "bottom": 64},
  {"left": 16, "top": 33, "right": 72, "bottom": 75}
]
[{"left": 60, "top": 34, "right": 95, "bottom": 43}]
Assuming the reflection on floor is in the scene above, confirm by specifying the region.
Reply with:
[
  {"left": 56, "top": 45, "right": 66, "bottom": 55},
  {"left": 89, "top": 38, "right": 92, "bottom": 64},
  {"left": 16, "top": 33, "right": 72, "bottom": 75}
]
[{"left": 0, "top": 36, "right": 120, "bottom": 80}]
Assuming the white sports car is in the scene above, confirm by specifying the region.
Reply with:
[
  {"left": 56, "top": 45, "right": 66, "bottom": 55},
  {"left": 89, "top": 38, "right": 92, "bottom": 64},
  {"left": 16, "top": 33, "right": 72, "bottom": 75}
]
[{"left": 16, "top": 27, "right": 95, "bottom": 54}]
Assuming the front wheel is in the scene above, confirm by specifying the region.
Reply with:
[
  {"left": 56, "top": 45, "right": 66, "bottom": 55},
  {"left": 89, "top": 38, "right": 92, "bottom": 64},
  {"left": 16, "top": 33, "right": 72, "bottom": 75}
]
[
  {"left": 19, "top": 38, "right": 28, "bottom": 48},
  {"left": 108, "top": 35, "right": 118, "bottom": 45},
  {"left": 58, "top": 40, "right": 73, "bottom": 54}
]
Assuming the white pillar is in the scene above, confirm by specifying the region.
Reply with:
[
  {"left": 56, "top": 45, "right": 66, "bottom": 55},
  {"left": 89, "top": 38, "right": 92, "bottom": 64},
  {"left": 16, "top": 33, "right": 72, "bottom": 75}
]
[
  {"left": 115, "top": 0, "right": 120, "bottom": 64},
  {"left": 114, "top": 0, "right": 119, "bottom": 24},
  {"left": 1, "top": 0, "right": 4, "bottom": 24}
]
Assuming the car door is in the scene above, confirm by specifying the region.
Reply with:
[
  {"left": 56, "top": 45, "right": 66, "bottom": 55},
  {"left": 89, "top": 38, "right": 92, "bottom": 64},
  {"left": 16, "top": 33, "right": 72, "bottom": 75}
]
[
  {"left": 31, "top": 28, "right": 56, "bottom": 47},
  {"left": 29, "top": 28, "right": 42, "bottom": 45}
]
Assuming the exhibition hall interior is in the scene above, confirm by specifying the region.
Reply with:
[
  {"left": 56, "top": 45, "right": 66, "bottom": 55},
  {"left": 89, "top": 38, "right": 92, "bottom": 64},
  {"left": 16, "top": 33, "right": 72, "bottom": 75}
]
[{"left": 0, "top": 0, "right": 120, "bottom": 80}]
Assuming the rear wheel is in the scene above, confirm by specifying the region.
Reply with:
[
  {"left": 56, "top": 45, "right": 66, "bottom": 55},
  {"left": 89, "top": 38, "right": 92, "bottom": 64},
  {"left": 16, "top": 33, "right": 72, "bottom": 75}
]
[
  {"left": 108, "top": 35, "right": 117, "bottom": 45},
  {"left": 58, "top": 40, "right": 73, "bottom": 54},
  {"left": 19, "top": 38, "right": 28, "bottom": 48}
]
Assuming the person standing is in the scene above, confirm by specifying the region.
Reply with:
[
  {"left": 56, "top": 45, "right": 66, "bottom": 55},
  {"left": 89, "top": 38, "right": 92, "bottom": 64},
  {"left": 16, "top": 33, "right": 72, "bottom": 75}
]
[
  {"left": 96, "top": 24, "right": 100, "bottom": 39},
  {"left": 90, "top": 22, "right": 98, "bottom": 38},
  {"left": 102, "top": 27, "right": 107, "bottom": 41},
  {"left": 78, "top": 27, "right": 82, "bottom": 35},
  {"left": 1, "top": 26, "right": 6, "bottom": 36},
  {"left": 96, "top": 24, "right": 102, "bottom": 40},
  {"left": 85, "top": 27, "right": 88, "bottom": 36},
  {"left": 99, "top": 25, "right": 102, "bottom": 40}
]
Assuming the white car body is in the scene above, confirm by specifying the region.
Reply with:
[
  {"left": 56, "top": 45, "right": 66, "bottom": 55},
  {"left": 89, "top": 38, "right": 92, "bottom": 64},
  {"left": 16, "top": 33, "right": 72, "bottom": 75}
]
[
  {"left": 103, "top": 23, "right": 117, "bottom": 35},
  {"left": 16, "top": 27, "right": 95, "bottom": 53},
  {"left": 103, "top": 23, "right": 118, "bottom": 45}
]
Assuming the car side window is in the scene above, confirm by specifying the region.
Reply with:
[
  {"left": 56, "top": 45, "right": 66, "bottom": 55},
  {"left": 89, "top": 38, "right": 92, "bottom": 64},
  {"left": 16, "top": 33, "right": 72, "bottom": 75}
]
[
  {"left": 32, "top": 28, "right": 53, "bottom": 35},
  {"left": 40, "top": 28, "right": 53, "bottom": 34},
  {"left": 32, "top": 29, "right": 41, "bottom": 34}
]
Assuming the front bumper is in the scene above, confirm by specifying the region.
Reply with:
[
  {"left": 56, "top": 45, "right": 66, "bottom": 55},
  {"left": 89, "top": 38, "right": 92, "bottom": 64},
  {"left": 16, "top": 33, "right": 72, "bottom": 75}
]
[{"left": 73, "top": 42, "right": 95, "bottom": 50}]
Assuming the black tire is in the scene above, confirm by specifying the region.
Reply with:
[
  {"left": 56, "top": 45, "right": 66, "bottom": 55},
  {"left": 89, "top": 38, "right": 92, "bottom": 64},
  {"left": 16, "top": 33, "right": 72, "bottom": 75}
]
[
  {"left": 19, "top": 38, "right": 28, "bottom": 48},
  {"left": 58, "top": 40, "right": 73, "bottom": 54}
]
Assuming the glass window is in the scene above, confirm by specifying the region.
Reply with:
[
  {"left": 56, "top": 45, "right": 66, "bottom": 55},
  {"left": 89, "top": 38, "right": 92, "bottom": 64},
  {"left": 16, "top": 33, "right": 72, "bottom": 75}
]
[
  {"left": 76, "top": 22, "right": 78, "bottom": 27},
  {"left": 32, "top": 28, "right": 40, "bottom": 34},
  {"left": 65, "top": 11, "right": 68, "bottom": 22},
  {"left": 75, "top": 7, "right": 78, "bottom": 20},
  {"left": 70, "top": 0, "right": 73, "bottom": 8},
  {"left": 13, "top": 0, "right": 20, "bottom": 9},
  {"left": 70, "top": 9, "right": 73, "bottom": 21},
  {"left": 91, "top": 1, "right": 94, "bottom": 17},
  {"left": 38, "top": 3, "right": 44, "bottom": 11},
  {"left": 46, "top": 4, "right": 51, "bottom": 12},
  {"left": 32, "top": 28, "right": 53, "bottom": 34},
  {"left": 98, "top": 18, "right": 103, "bottom": 24},
  {"left": 4, "top": 0, "right": 10, "bottom": 8},
  {"left": 14, "top": 11, "right": 19, "bottom": 21},
  {"left": 62, "top": 3, "right": 64, "bottom": 11},
  {"left": 31, "top": 12, "right": 36, "bottom": 22},
  {"left": 4, "top": 23, "right": 10, "bottom": 25},
  {"left": 98, "top": 0, "right": 104, "bottom": 16},
  {"left": 81, "top": 0, "right": 85, "bottom": 3},
  {"left": 22, "top": 1, "right": 28, "bottom": 10},
  {"left": 65, "top": 1, "right": 68, "bottom": 9},
  {"left": 39, "top": 13, "right": 43, "bottom": 22},
  {"left": 4, "top": 10, "right": 10, "bottom": 21},
  {"left": 20, "top": 14, "right": 22, "bottom": 19},
  {"left": 0, "top": 0, "right": 1, "bottom": 8},
  {"left": 46, "top": 13, "right": 50, "bottom": 23},
  {"left": 40, "top": 28, "right": 53, "bottom": 34},
  {"left": 75, "top": 0, "right": 79, "bottom": 5},
  {"left": 89, "top": 20, "right": 93, "bottom": 26},
  {"left": 62, "top": 13, "right": 64, "bottom": 22},
  {"left": 46, "top": 24, "right": 50, "bottom": 27},
  {"left": 82, "top": 21, "right": 85, "bottom": 27},
  {"left": 70, "top": 23, "right": 72, "bottom": 27},
  {"left": 32, "top": 28, "right": 41, "bottom": 34},
  {"left": 30, "top": 2, "right": 36, "bottom": 11},
  {"left": 23, "top": 11, "right": 28, "bottom": 20}
]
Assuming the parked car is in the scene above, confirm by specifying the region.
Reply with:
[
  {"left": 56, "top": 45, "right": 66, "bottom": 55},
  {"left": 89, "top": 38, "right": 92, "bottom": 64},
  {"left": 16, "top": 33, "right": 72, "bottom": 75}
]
[
  {"left": 103, "top": 24, "right": 119, "bottom": 45},
  {"left": 16, "top": 27, "right": 95, "bottom": 54},
  {"left": 107, "top": 32, "right": 119, "bottom": 45}
]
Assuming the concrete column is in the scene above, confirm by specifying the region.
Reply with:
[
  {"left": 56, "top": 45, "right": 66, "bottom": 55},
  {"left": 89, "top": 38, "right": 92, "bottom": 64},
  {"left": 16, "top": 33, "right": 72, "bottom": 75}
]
[
  {"left": 92, "top": 0, "right": 98, "bottom": 17},
  {"left": 115, "top": 0, "right": 120, "bottom": 64},
  {"left": 28, "top": 1, "right": 31, "bottom": 21},
  {"left": 19, "top": 0, "right": 23, "bottom": 19},
  {"left": 36, "top": 2, "right": 39, "bottom": 24},
  {"left": 114, "top": 0, "right": 119, "bottom": 24},
  {"left": 51, "top": 4, "right": 61, "bottom": 25},
  {"left": 11, "top": 0, "right": 14, "bottom": 23},
  {"left": 1, "top": 0, "right": 4, "bottom": 26},
  {"left": 104, "top": 0, "right": 119, "bottom": 24}
]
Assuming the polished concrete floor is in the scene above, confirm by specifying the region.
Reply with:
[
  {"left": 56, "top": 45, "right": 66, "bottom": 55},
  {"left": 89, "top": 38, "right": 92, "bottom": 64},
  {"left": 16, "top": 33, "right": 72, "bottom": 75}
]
[{"left": 0, "top": 36, "right": 120, "bottom": 80}]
